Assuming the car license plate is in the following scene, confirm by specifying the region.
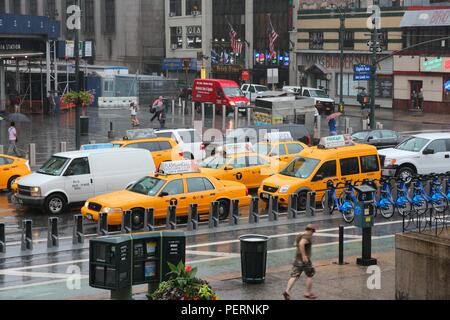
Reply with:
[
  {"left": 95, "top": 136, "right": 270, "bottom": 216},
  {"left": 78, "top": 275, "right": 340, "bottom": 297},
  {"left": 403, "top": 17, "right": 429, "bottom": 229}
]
[
  {"left": 239, "top": 108, "right": 246, "bottom": 112},
  {"left": 261, "top": 193, "right": 270, "bottom": 200}
]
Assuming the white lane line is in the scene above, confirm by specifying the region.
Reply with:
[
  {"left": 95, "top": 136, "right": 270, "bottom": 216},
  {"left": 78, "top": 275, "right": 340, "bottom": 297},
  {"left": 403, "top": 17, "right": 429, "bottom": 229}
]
[
  {"left": 0, "top": 279, "right": 70, "bottom": 292},
  {"left": 3, "top": 259, "right": 89, "bottom": 272},
  {"left": 0, "top": 270, "right": 89, "bottom": 280},
  {"left": 187, "top": 250, "right": 239, "bottom": 258}
]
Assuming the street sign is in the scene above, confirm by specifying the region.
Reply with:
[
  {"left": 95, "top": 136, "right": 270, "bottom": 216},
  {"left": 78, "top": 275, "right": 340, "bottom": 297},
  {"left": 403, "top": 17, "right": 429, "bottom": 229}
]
[
  {"left": 354, "top": 74, "right": 372, "bottom": 81},
  {"left": 445, "top": 80, "right": 450, "bottom": 91},
  {"left": 354, "top": 64, "right": 372, "bottom": 73}
]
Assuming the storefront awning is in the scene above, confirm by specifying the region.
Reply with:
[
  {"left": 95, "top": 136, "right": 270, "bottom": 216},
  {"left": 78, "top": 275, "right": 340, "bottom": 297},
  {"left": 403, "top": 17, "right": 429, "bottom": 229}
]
[
  {"left": 305, "top": 63, "right": 328, "bottom": 75},
  {"left": 401, "top": 9, "right": 450, "bottom": 27}
]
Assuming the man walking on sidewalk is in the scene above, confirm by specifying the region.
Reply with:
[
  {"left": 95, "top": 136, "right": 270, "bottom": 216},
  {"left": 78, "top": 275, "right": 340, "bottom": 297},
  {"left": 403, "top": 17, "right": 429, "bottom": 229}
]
[
  {"left": 283, "top": 224, "right": 318, "bottom": 300},
  {"left": 7, "top": 122, "right": 20, "bottom": 156}
]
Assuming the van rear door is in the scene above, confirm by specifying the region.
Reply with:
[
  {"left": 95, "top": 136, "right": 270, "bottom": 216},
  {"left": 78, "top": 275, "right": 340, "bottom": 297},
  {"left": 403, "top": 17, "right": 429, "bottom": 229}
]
[{"left": 63, "top": 157, "right": 95, "bottom": 203}]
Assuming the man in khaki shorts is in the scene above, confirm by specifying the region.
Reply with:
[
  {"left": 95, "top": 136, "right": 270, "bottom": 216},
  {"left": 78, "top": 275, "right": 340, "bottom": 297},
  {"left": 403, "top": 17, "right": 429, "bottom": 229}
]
[{"left": 283, "top": 224, "right": 318, "bottom": 300}]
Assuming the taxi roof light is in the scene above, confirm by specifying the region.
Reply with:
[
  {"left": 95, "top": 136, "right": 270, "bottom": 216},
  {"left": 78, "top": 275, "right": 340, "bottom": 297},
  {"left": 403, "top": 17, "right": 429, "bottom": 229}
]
[
  {"left": 265, "top": 132, "right": 294, "bottom": 142},
  {"left": 318, "top": 134, "right": 355, "bottom": 149},
  {"left": 158, "top": 160, "right": 200, "bottom": 175},
  {"left": 124, "top": 128, "right": 157, "bottom": 140}
]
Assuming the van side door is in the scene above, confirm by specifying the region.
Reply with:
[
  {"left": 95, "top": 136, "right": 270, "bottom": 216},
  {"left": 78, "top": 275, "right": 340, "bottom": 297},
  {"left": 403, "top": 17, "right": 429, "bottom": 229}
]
[
  {"left": 338, "top": 157, "right": 361, "bottom": 187},
  {"left": 310, "top": 160, "right": 338, "bottom": 200},
  {"left": 63, "top": 157, "right": 94, "bottom": 203}
]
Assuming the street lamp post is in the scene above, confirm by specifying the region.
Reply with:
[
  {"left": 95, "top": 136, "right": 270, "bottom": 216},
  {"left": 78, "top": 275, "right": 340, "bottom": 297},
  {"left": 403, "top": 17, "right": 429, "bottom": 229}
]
[
  {"left": 339, "top": 15, "right": 345, "bottom": 106},
  {"left": 74, "top": 12, "right": 81, "bottom": 150},
  {"left": 369, "top": 20, "right": 378, "bottom": 130}
]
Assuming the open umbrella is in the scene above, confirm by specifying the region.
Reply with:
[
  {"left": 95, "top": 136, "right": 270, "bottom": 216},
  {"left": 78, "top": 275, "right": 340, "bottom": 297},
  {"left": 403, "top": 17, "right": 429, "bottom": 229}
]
[
  {"left": 6, "top": 113, "right": 31, "bottom": 123},
  {"left": 326, "top": 112, "right": 342, "bottom": 121}
]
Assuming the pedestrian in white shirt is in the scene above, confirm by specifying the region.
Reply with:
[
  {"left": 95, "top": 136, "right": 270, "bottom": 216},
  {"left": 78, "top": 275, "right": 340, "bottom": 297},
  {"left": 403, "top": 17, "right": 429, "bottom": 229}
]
[{"left": 7, "top": 122, "right": 20, "bottom": 156}]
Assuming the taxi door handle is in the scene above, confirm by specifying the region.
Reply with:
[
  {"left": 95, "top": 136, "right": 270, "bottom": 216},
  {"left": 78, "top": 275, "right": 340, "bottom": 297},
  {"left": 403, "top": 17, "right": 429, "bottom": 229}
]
[
  {"left": 210, "top": 193, "right": 216, "bottom": 196},
  {"left": 180, "top": 197, "right": 187, "bottom": 200}
]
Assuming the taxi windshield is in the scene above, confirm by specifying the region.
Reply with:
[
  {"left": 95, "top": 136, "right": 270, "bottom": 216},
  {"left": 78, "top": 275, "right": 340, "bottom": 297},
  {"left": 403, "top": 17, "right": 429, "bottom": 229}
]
[
  {"left": 38, "top": 156, "right": 70, "bottom": 176},
  {"left": 280, "top": 157, "right": 320, "bottom": 179},
  {"left": 199, "top": 156, "right": 226, "bottom": 169},
  {"left": 129, "top": 177, "right": 166, "bottom": 196}
]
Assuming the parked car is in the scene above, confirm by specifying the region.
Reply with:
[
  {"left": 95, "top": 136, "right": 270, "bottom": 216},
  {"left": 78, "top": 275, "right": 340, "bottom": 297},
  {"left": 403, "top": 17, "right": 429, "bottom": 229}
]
[
  {"left": 15, "top": 148, "right": 156, "bottom": 215},
  {"left": 352, "top": 129, "right": 404, "bottom": 149},
  {"left": 282, "top": 86, "right": 335, "bottom": 115},
  {"left": 192, "top": 78, "right": 250, "bottom": 115},
  {"left": 379, "top": 133, "right": 450, "bottom": 183},
  {"left": 155, "top": 128, "right": 206, "bottom": 160},
  {"left": 240, "top": 84, "right": 270, "bottom": 102}
]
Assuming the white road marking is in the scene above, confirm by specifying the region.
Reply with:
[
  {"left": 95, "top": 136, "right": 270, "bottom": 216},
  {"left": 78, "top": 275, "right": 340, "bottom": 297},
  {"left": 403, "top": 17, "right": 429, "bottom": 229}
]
[
  {"left": 186, "top": 250, "right": 239, "bottom": 258},
  {"left": 0, "top": 270, "right": 89, "bottom": 280}
]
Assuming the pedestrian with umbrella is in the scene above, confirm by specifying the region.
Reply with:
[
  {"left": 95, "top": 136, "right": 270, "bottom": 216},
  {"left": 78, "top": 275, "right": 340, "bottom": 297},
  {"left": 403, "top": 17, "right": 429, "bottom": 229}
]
[{"left": 327, "top": 112, "right": 342, "bottom": 136}]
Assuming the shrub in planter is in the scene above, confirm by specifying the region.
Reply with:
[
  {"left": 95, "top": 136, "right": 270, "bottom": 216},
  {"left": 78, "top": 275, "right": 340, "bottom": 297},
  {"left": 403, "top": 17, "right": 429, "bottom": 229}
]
[{"left": 150, "top": 262, "right": 219, "bottom": 300}]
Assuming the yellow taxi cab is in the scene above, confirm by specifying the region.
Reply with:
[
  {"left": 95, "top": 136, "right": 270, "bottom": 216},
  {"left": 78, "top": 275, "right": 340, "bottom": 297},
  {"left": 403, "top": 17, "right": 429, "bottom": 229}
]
[
  {"left": 199, "top": 143, "right": 287, "bottom": 190},
  {"left": 81, "top": 160, "right": 251, "bottom": 228},
  {"left": 111, "top": 129, "right": 183, "bottom": 168},
  {"left": 255, "top": 132, "right": 308, "bottom": 163},
  {"left": 258, "top": 135, "right": 381, "bottom": 210},
  {"left": 0, "top": 154, "right": 31, "bottom": 191}
]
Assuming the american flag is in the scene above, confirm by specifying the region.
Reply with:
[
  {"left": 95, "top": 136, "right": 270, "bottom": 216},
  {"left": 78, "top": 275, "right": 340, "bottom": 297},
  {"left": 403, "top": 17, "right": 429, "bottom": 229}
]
[
  {"left": 229, "top": 24, "right": 243, "bottom": 54},
  {"left": 268, "top": 16, "right": 279, "bottom": 53}
]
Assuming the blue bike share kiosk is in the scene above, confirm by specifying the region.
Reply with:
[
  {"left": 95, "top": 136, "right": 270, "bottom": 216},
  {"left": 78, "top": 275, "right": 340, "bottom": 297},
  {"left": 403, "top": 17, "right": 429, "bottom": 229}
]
[{"left": 354, "top": 184, "right": 378, "bottom": 266}]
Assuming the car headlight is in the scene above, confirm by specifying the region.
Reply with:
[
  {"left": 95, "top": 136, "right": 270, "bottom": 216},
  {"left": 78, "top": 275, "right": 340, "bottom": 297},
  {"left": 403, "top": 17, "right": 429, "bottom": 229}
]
[
  {"left": 101, "top": 207, "right": 123, "bottom": 214},
  {"left": 279, "top": 186, "right": 290, "bottom": 194},
  {"left": 30, "top": 187, "right": 41, "bottom": 197},
  {"left": 385, "top": 159, "right": 397, "bottom": 167}
]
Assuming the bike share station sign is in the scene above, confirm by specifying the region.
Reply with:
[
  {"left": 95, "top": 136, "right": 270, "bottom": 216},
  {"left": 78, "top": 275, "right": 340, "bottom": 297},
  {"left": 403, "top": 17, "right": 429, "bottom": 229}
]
[
  {"left": 353, "top": 64, "right": 372, "bottom": 81},
  {"left": 89, "top": 231, "right": 186, "bottom": 299}
]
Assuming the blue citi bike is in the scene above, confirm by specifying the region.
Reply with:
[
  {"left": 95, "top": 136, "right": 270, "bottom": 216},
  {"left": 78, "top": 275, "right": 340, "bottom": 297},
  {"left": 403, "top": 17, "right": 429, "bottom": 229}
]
[
  {"left": 322, "top": 180, "right": 362, "bottom": 224},
  {"left": 362, "top": 178, "right": 395, "bottom": 219},
  {"left": 411, "top": 175, "right": 448, "bottom": 215}
]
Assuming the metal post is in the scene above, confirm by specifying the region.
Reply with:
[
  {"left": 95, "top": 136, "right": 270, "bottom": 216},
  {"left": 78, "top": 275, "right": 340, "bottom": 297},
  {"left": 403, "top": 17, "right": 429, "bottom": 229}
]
[
  {"left": 247, "top": 107, "right": 252, "bottom": 126},
  {"left": 74, "top": 0, "right": 81, "bottom": 150},
  {"left": 182, "top": 101, "right": 186, "bottom": 127},
  {"left": 208, "top": 202, "right": 219, "bottom": 228},
  {"left": 191, "top": 102, "right": 195, "bottom": 125},
  {"left": 249, "top": 198, "right": 260, "bottom": 224},
  {"left": 314, "top": 115, "right": 321, "bottom": 140},
  {"left": 357, "top": 227, "right": 378, "bottom": 266},
  {"left": 60, "top": 142, "right": 67, "bottom": 153},
  {"left": 72, "top": 214, "right": 84, "bottom": 245},
  {"left": 121, "top": 210, "right": 132, "bottom": 234},
  {"left": 187, "top": 204, "right": 199, "bottom": 231},
  {"left": 269, "top": 196, "right": 279, "bottom": 221},
  {"left": 307, "top": 192, "right": 316, "bottom": 216},
  {"left": 97, "top": 212, "right": 108, "bottom": 236},
  {"left": 345, "top": 117, "right": 350, "bottom": 134},
  {"left": 234, "top": 107, "right": 239, "bottom": 129},
  {"left": 362, "top": 119, "right": 368, "bottom": 131},
  {"left": 229, "top": 200, "right": 239, "bottom": 226},
  {"left": 323, "top": 190, "right": 331, "bottom": 215},
  {"left": 0, "top": 223, "right": 5, "bottom": 253},
  {"left": 47, "top": 217, "right": 59, "bottom": 248},
  {"left": 369, "top": 17, "right": 378, "bottom": 130},
  {"left": 339, "top": 14, "right": 345, "bottom": 106},
  {"left": 21, "top": 220, "right": 33, "bottom": 251},
  {"left": 171, "top": 100, "right": 175, "bottom": 126},
  {"left": 201, "top": 103, "right": 205, "bottom": 128},
  {"left": 178, "top": 97, "right": 182, "bottom": 107},
  {"left": 222, "top": 105, "right": 226, "bottom": 131},
  {"left": 212, "top": 104, "right": 216, "bottom": 129},
  {"left": 144, "top": 208, "right": 155, "bottom": 232},
  {"left": 166, "top": 206, "right": 176, "bottom": 230},
  {"left": 108, "top": 122, "right": 114, "bottom": 139},
  {"left": 0, "top": 145, "right": 4, "bottom": 155},
  {"left": 338, "top": 225, "right": 345, "bottom": 265},
  {"left": 288, "top": 194, "right": 298, "bottom": 219},
  {"left": 28, "top": 144, "right": 36, "bottom": 167}
]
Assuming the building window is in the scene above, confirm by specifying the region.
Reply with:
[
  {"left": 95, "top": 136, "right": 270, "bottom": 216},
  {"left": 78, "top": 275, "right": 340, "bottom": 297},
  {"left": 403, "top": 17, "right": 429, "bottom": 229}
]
[
  {"left": 309, "top": 32, "right": 323, "bottom": 50},
  {"left": 0, "top": 0, "right": 5, "bottom": 13},
  {"left": 169, "top": 0, "right": 181, "bottom": 17},
  {"left": 27, "top": 0, "right": 38, "bottom": 15},
  {"left": 186, "top": 25, "right": 202, "bottom": 49},
  {"left": 9, "top": 0, "right": 21, "bottom": 14},
  {"left": 46, "top": 0, "right": 57, "bottom": 19},
  {"left": 104, "top": 0, "right": 116, "bottom": 34},
  {"left": 186, "top": 0, "right": 201, "bottom": 16},
  {"left": 403, "top": 27, "right": 450, "bottom": 52},
  {"left": 83, "top": 0, "right": 95, "bottom": 36},
  {"left": 343, "top": 31, "right": 354, "bottom": 50},
  {"left": 170, "top": 27, "right": 183, "bottom": 49},
  {"left": 336, "top": 73, "right": 365, "bottom": 97}
]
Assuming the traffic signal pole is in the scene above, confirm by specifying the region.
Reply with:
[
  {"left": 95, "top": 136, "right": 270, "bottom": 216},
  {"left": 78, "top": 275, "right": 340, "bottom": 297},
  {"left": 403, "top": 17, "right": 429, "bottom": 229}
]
[
  {"left": 369, "top": 20, "right": 378, "bottom": 130},
  {"left": 74, "top": 0, "right": 81, "bottom": 150}
]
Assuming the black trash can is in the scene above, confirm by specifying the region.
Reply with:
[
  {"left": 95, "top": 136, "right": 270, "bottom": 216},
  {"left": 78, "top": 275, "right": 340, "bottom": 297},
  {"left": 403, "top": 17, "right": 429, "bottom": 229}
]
[
  {"left": 240, "top": 235, "right": 269, "bottom": 284},
  {"left": 80, "top": 116, "right": 89, "bottom": 136}
]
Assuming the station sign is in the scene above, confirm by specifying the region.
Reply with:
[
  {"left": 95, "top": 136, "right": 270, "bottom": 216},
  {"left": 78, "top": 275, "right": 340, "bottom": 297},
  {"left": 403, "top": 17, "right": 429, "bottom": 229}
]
[
  {"left": 265, "top": 132, "right": 293, "bottom": 142},
  {"left": 81, "top": 143, "right": 115, "bottom": 151},
  {"left": 319, "top": 134, "right": 354, "bottom": 149},
  {"left": 125, "top": 129, "right": 157, "bottom": 140},
  {"left": 158, "top": 160, "right": 200, "bottom": 175},
  {"left": 224, "top": 143, "right": 254, "bottom": 155},
  {"left": 354, "top": 64, "right": 372, "bottom": 73}
]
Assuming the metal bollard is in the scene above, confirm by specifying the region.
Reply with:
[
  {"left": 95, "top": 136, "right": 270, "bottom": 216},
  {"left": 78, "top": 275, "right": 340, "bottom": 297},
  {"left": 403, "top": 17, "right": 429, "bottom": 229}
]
[
  {"left": 21, "top": 219, "right": 33, "bottom": 251},
  {"left": 362, "top": 119, "right": 368, "bottom": 130},
  {"left": 323, "top": 190, "right": 331, "bottom": 215},
  {"left": 108, "top": 122, "right": 115, "bottom": 139},
  {"left": 288, "top": 194, "right": 299, "bottom": 219},
  {"left": 201, "top": 103, "right": 205, "bottom": 128},
  {"left": 144, "top": 208, "right": 155, "bottom": 232},
  {"left": 72, "top": 214, "right": 84, "bottom": 245},
  {"left": 121, "top": 210, "right": 132, "bottom": 234},
  {"left": 222, "top": 105, "right": 227, "bottom": 130},
  {"left": 178, "top": 97, "right": 182, "bottom": 107},
  {"left": 0, "top": 223, "right": 5, "bottom": 253},
  {"left": 249, "top": 198, "right": 260, "bottom": 224},
  {"left": 306, "top": 192, "right": 316, "bottom": 216},
  {"left": 182, "top": 101, "right": 186, "bottom": 126},
  {"left": 0, "top": 145, "right": 3, "bottom": 154},
  {"left": 376, "top": 122, "right": 383, "bottom": 130},
  {"left": 47, "top": 217, "right": 59, "bottom": 248},
  {"left": 234, "top": 107, "right": 239, "bottom": 129},
  {"left": 166, "top": 206, "right": 177, "bottom": 230},
  {"left": 268, "top": 196, "right": 279, "bottom": 222},
  {"left": 314, "top": 115, "right": 321, "bottom": 140},
  {"left": 229, "top": 200, "right": 239, "bottom": 226},
  {"left": 28, "top": 143, "right": 36, "bottom": 167},
  {"left": 60, "top": 142, "right": 67, "bottom": 153},
  {"left": 247, "top": 107, "right": 252, "bottom": 126},
  {"left": 208, "top": 202, "right": 219, "bottom": 228},
  {"left": 345, "top": 117, "right": 350, "bottom": 134},
  {"left": 212, "top": 104, "right": 216, "bottom": 129},
  {"left": 187, "top": 204, "right": 199, "bottom": 231},
  {"left": 171, "top": 100, "right": 176, "bottom": 126},
  {"left": 338, "top": 225, "right": 345, "bottom": 265},
  {"left": 191, "top": 102, "right": 196, "bottom": 125},
  {"left": 97, "top": 212, "right": 108, "bottom": 236}
]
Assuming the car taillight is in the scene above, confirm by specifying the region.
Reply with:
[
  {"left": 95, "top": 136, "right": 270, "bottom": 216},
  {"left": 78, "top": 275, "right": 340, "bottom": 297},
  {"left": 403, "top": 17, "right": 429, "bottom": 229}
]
[{"left": 179, "top": 151, "right": 184, "bottom": 157}]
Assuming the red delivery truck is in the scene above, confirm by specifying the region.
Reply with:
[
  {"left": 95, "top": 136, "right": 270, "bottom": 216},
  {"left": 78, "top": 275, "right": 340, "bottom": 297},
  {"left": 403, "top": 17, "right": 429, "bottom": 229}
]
[{"left": 192, "top": 79, "right": 250, "bottom": 115}]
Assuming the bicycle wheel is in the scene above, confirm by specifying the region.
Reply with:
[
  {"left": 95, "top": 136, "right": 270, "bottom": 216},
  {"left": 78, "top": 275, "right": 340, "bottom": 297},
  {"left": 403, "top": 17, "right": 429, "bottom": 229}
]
[
  {"left": 431, "top": 194, "right": 448, "bottom": 213},
  {"left": 321, "top": 193, "right": 336, "bottom": 214},
  {"left": 340, "top": 201, "right": 355, "bottom": 224},
  {"left": 413, "top": 199, "right": 428, "bottom": 216},
  {"left": 380, "top": 202, "right": 395, "bottom": 219},
  {"left": 396, "top": 201, "right": 412, "bottom": 217}
]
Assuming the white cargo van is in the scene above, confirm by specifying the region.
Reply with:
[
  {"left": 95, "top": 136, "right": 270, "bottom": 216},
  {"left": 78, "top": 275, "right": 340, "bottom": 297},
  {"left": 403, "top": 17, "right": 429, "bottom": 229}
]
[{"left": 15, "top": 148, "right": 155, "bottom": 214}]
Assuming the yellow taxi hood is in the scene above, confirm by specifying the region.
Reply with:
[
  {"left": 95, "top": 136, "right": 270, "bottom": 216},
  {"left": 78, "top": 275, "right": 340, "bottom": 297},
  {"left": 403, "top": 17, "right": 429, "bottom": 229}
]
[
  {"left": 263, "top": 173, "right": 307, "bottom": 187},
  {"left": 87, "top": 190, "right": 152, "bottom": 208}
]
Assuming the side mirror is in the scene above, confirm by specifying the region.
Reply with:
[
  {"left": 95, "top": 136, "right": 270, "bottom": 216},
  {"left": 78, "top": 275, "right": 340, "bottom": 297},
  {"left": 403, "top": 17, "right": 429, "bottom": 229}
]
[
  {"left": 159, "top": 192, "right": 169, "bottom": 197},
  {"left": 224, "top": 165, "right": 234, "bottom": 171},
  {"left": 367, "top": 136, "right": 374, "bottom": 141},
  {"left": 423, "top": 149, "right": 435, "bottom": 155}
]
